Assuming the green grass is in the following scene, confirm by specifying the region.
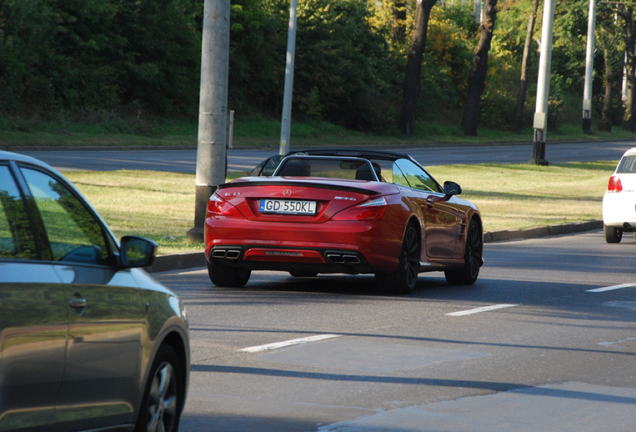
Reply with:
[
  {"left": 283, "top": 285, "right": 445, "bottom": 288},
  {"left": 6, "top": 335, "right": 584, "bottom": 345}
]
[
  {"left": 63, "top": 161, "right": 616, "bottom": 255},
  {"left": 3, "top": 115, "right": 636, "bottom": 148}
]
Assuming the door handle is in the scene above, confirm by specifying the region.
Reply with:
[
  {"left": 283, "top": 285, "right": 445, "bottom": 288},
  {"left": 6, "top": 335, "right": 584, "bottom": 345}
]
[
  {"left": 426, "top": 197, "right": 440, "bottom": 207},
  {"left": 69, "top": 297, "right": 87, "bottom": 309}
]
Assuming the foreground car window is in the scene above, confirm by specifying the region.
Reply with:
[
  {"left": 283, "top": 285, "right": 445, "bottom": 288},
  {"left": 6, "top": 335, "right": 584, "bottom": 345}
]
[
  {"left": 0, "top": 166, "right": 38, "bottom": 260},
  {"left": 393, "top": 159, "right": 441, "bottom": 193},
  {"left": 21, "top": 168, "right": 109, "bottom": 265}
]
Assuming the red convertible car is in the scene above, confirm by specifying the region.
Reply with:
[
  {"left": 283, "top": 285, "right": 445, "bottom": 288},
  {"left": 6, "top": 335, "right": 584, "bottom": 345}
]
[{"left": 204, "top": 149, "right": 483, "bottom": 293}]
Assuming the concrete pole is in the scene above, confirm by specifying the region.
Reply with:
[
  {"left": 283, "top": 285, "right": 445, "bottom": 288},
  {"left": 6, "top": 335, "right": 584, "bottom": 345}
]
[
  {"left": 188, "top": 0, "right": 230, "bottom": 242},
  {"left": 530, "top": 0, "right": 555, "bottom": 166},
  {"left": 582, "top": 0, "right": 597, "bottom": 133},
  {"left": 279, "top": 0, "right": 299, "bottom": 156}
]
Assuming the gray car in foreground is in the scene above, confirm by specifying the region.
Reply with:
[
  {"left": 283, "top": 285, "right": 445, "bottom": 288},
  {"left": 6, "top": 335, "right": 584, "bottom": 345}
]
[{"left": 0, "top": 151, "right": 190, "bottom": 432}]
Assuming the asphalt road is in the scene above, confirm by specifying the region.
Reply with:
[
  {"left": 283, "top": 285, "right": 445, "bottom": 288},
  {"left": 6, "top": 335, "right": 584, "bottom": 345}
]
[
  {"left": 155, "top": 230, "right": 636, "bottom": 432},
  {"left": 15, "top": 140, "right": 636, "bottom": 173}
]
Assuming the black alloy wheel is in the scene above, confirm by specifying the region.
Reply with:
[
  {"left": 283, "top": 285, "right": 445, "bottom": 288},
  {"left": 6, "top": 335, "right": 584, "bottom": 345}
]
[
  {"left": 376, "top": 223, "right": 420, "bottom": 294},
  {"left": 136, "top": 345, "right": 182, "bottom": 432},
  {"left": 445, "top": 219, "right": 482, "bottom": 285},
  {"left": 207, "top": 261, "right": 251, "bottom": 287}
]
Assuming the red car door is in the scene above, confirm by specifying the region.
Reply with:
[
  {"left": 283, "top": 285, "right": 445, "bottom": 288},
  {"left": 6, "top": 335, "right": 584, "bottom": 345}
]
[{"left": 392, "top": 159, "right": 460, "bottom": 259}]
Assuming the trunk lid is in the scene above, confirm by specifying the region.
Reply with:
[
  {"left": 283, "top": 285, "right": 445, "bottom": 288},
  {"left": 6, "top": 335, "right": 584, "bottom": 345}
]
[{"left": 217, "top": 177, "right": 399, "bottom": 223}]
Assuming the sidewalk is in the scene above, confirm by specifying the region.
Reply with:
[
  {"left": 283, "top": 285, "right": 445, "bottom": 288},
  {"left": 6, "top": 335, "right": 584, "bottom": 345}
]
[{"left": 146, "top": 220, "right": 603, "bottom": 273}]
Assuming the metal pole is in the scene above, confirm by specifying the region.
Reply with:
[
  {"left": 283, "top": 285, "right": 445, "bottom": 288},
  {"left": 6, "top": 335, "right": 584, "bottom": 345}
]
[
  {"left": 530, "top": 0, "right": 555, "bottom": 166},
  {"left": 582, "top": 0, "right": 597, "bottom": 133},
  {"left": 279, "top": 0, "right": 299, "bottom": 156},
  {"left": 188, "top": 0, "right": 230, "bottom": 242}
]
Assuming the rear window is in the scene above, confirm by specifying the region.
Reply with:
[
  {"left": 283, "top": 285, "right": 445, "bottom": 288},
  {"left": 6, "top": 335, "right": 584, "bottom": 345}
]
[
  {"left": 0, "top": 165, "right": 38, "bottom": 260},
  {"left": 276, "top": 157, "right": 381, "bottom": 181},
  {"left": 617, "top": 155, "right": 636, "bottom": 173}
]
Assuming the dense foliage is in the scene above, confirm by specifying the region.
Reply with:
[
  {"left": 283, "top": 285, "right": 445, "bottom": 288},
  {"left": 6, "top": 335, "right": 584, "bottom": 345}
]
[{"left": 0, "top": 0, "right": 630, "bottom": 134}]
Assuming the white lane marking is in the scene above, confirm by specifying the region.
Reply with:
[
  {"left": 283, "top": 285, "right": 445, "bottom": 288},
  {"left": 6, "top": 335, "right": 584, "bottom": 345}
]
[
  {"left": 586, "top": 283, "right": 636, "bottom": 293},
  {"left": 238, "top": 334, "right": 341, "bottom": 353},
  {"left": 446, "top": 304, "right": 519, "bottom": 317},
  {"left": 599, "top": 337, "right": 636, "bottom": 347}
]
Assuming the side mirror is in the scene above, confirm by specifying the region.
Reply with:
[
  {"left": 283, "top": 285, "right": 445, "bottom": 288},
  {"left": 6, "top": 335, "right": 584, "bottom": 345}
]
[
  {"left": 443, "top": 181, "right": 462, "bottom": 200},
  {"left": 120, "top": 235, "right": 158, "bottom": 268}
]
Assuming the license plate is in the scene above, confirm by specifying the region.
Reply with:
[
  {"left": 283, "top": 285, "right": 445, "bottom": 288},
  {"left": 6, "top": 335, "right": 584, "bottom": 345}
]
[{"left": 259, "top": 199, "right": 316, "bottom": 215}]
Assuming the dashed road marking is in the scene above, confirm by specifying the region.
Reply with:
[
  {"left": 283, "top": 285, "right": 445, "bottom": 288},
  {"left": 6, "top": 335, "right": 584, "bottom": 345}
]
[
  {"left": 446, "top": 304, "right": 519, "bottom": 317},
  {"left": 586, "top": 283, "right": 636, "bottom": 293},
  {"left": 238, "top": 334, "right": 341, "bottom": 353}
]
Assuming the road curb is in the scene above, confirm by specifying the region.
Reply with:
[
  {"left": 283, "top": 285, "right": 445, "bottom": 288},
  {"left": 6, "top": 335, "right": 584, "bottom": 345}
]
[
  {"left": 147, "top": 250, "right": 206, "bottom": 273},
  {"left": 147, "top": 220, "right": 604, "bottom": 273},
  {"left": 484, "top": 220, "right": 602, "bottom": 243}
]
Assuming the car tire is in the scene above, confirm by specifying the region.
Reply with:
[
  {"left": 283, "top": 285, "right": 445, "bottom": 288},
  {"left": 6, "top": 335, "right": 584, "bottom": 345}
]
[
  {"left": 376, "top": 223, "right": 420, "bottom": 294},
  {"left": 445, "top": 219, "right": 482, "bottom": 285},
  {"left": 135, "top": 344, "right": 183, "bottom": 432},
  {"left": 207, "top": 261, "right": 251, "bottom": 287},
  {"left": 604, "top": 224, "right": 622, "bottom": 243}
]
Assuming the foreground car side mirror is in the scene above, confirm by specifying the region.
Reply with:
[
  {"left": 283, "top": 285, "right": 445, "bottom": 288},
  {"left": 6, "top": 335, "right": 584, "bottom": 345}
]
[
  {"left": 443, "top": 181, "right": 462, "bottom": 200},
  {"left": 120, "top": 235, "right": 158, "bottom": 268}
]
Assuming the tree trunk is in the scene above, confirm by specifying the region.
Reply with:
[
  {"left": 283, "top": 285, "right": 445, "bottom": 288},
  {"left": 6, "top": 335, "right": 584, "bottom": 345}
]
[
  {"left": 461, "top": 0, "right": 498, "bottom": 136},
  {"left": 393, "top": 0, "right": 407, "bottom": 42},
  {"left": 513, "top": 0, "right": 540, "bottom": 133},
  {"left": 620, "top": 6, "right": 636, "bottom": 133},
  {"left": 400, "top": 0, "right": 438, "bottom": 136},
  {"left": 599, "top": 47, "right": 614, "bottom": 132}
]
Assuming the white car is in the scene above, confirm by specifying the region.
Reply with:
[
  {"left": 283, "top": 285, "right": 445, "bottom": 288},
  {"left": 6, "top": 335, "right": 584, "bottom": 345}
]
[{"left": 602, "top": 147, "right": 636, "bottom": 243}]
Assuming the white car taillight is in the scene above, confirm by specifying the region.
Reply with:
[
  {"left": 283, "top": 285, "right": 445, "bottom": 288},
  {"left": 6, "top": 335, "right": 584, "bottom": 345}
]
[{"left": 607, "top": 176, "right": 623, "bottom": 193}]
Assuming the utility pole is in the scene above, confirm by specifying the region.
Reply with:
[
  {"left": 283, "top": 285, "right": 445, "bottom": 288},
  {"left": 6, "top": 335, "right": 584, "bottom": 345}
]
[
  {"left": 188, "top": 0, "right": 230, "bottom": 242},
  {"left": 279, "top": 0, "right": 299, "bottom": 156},
  {"left": 530, "top": 0, "right": 555, "bottom": 166},
  {"left": 582, "top": 0, "right": 597, "bottom": 133}
]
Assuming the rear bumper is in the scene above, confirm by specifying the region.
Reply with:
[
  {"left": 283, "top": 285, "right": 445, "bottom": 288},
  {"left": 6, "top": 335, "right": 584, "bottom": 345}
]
[
  {"left": 204, "top": 217, "right": 404, "bottom": 273},
  {"left": 208, "top": 245, "right": 375, "bottom": 274},
  {"left": 603, "top": 192, "right": 636, "bottom": 227}
]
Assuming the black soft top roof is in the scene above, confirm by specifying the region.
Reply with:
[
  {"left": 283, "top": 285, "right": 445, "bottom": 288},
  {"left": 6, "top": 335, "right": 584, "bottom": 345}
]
[{"left": 287, "top": 148, "right": 411, "bottom": 161}]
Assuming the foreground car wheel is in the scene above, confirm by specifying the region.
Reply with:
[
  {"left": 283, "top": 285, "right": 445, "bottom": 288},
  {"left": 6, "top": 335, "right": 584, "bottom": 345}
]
[
  {"left": 604, "top": 224, "right": 622, "bottom": 243},
  {"left": 207, "top": 261, "right": 251, "bottom": 287},
  {"left": 445, "top": 219, "right": 482, "bottom": 285},
  {"left": 136, "top": 345, "right": 182, "bottom": 432},
  {"left": 376, "top": 223, "right": 420, "bottom": 294}
]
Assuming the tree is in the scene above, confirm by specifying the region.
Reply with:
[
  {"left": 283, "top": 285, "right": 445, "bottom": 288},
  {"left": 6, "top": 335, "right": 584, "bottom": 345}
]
[
  {"left": 400, "top": 0, "right": 438, "bottom": 136},
  {"left": 513, "top": 0, "right": 540, "bottom": 132},
  {"left": 596, "top": 5, "right": 624, "bottom": 132},
  {"left": 461, "top": 0, "right": 498, "bottom": 136},
  {"left": 393, "top": 0, "right": 408, "bottom": 42},
  {"left": 618, "top": 4, "right": 636, "bottom": 132}
]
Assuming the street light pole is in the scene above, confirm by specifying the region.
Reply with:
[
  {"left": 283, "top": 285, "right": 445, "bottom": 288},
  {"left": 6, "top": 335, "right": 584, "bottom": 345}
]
[
  {"left": 530, "top": 0, "right": 555, "bottom": 166},
  {"left": 188, "top": 0, "right": 230, "bottom": 242},
  {"left": 582, "top": 0, "right": 597, "bottom": 133},
  {"left": 279, "top": 0, "right": 299, "bottom": 156}
]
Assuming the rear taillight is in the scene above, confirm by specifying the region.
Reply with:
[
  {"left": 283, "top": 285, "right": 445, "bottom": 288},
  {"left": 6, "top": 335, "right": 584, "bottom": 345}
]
[
  {"left": 332, "top": 197, "right": 387, "bottom": 221},
  {"left": 207, "top": 193, "right": 242, "bottom": 217},
  {"left": 608, "top": 176, "right": 623, "bottom": 192}
]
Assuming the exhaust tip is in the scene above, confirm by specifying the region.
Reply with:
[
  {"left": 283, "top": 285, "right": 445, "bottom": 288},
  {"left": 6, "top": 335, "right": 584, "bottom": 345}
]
[
  {"left": 211, "top": 249, "right": 227, "bottom": 259},
  {"left": 226, "top": 250, "right": 241, "bottom": 259}
]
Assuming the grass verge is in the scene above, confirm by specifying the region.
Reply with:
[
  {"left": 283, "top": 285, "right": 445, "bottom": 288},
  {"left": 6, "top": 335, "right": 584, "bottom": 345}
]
[
  {"left": 3, "top": 115, "right": 636, "bottom": 148},
  {"left": 64, "top": 160, "right": 615, "bottom": 255}
]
